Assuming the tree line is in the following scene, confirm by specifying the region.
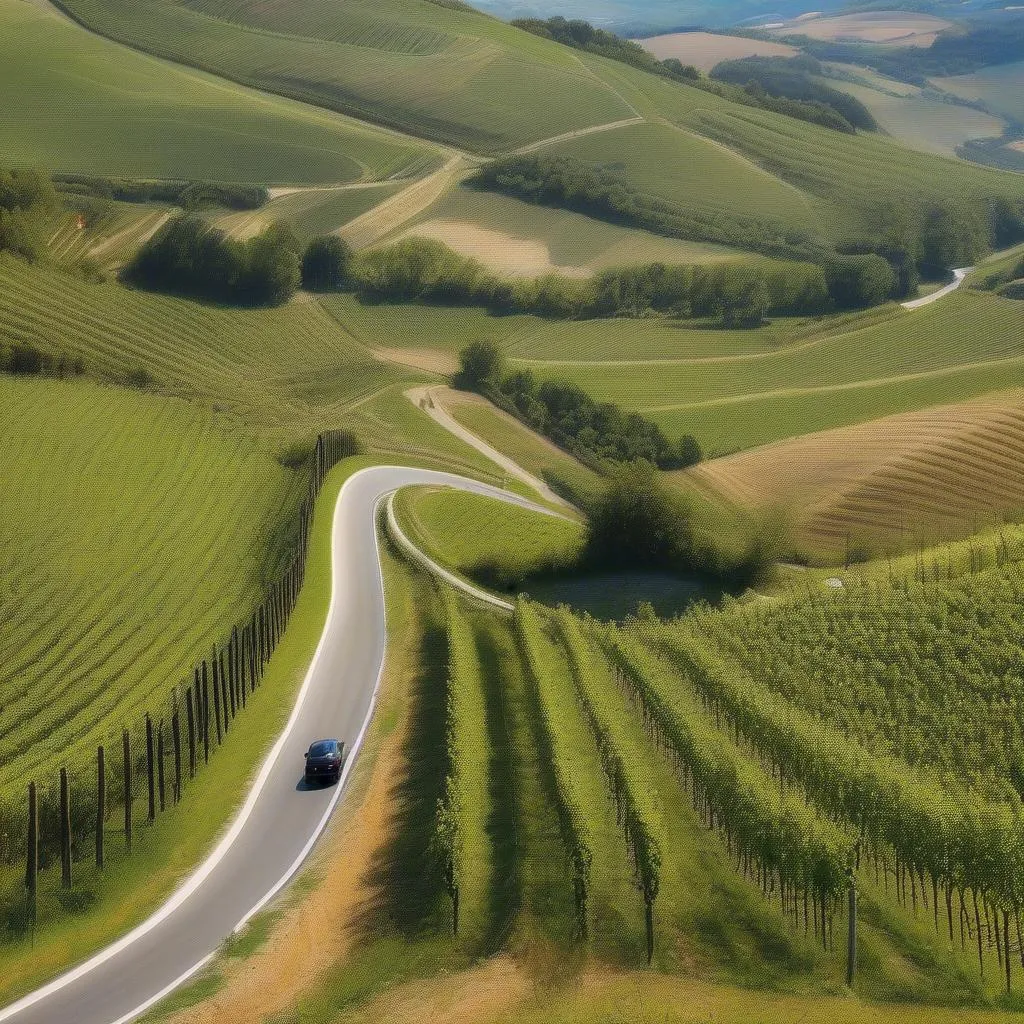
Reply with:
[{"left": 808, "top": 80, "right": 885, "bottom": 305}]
[
  {"left": 710, "top": 55, "right": 879, "bottom": 134},
  {"left": 56, "top": 175, "right": 267, "bottom": 211},
  {"left": 355, "top": 234, "right": 901, "bottom": 323},
  {"left": 455, "top": 340, "right": 700, "bottom": 471},
  {"left": 3, "top": 430, "right": 358, "bottom": 935}
]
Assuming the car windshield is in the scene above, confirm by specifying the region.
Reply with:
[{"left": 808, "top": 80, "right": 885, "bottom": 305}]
[{"left": 309, "top": 740, "right": 336, "bottom": 757}]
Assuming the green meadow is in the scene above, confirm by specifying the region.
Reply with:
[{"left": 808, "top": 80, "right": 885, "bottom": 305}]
[{"left": 0, "top": 0, "right": 437, "bottom": 182}]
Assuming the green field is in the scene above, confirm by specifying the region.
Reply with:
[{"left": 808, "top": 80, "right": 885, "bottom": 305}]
[
  {"left": 0, "top": 376, "right": 300, "bottom": 801},
  {"left": 935, "top": 61, "right": 1024, "bottom": 125},
  {"left": 393, "top": 486, "right": 584, "bottom": 588},
  {"left": 213, "top": 184, "right": 407, "bottom": 243},
  {"left": 822, "top": 78, "right": 1005, "bottom": 158},
  {"left": 0, "top": 0, "right": 438, "bottom": 183},
  {"left": 533, "top": 119, "right": 823, "bottom": 236},
  {"left": 517, "top": 288, "right": 1024, "bottom": 454},
  {"left": 576, "top": 53, "right": 1024, "bottom": 241},
  {"left": 50, "top": 0, "right": 633, "bottom": 153},
  {"left": 392, "top": 185, "right": 748, "bottom": 275}
]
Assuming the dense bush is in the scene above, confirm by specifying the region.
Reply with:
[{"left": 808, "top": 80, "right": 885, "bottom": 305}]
[
  {"left": 823, "top": 254, "right": 896, "bottom": 309},
  {"left": 711, "top": 56, "right": 878, "bottom": 133},
  {"left": 2, "top": 342, "right": 85, "bottom": 377},
  {"left": 455, "top": 345, "right": 702, "bottom": 471},
  {"left": 0, "top": 167, "right": 57, "bottom": 261},
  {"left": 55, "top": 175, "right": 267, "bottom": 211},
  {"left": 126, "top": 216, "right": 300, "bottom": 306},
  {"left": 301, "top": 235, "right": 352, "bottom": 291},
  {"left": 583, "top": 462, "right": 783, "bottom": 588}
]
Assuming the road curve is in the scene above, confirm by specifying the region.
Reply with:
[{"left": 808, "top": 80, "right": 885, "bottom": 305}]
[
  {"left": 901, "top": 267, "right": 973, "bottom": 310},
  {"left": 0, "top": 465, "right": 550, "bottom": 1024}
]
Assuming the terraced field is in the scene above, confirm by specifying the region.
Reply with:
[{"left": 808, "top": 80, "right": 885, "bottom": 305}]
[
  {"left": 0, "top": 254, "right": 405, "bottom": 435},
  {"left": 533, "top": 120, "right": 822, "bottom": 237},
  {"left": 684, "top": 390, "right": 1024, "bottom": 560},
  {"left": 52, "top": 0, "right": 633, "bottom": 153},
  {"left": 577, "top": 54, "right": 1024, "bottom": 240},
  {"left": 0, "top": 0, "right": 437, "bottom": 182},
  {"left": 0, "top": 375, "right": 300, "bottom": 802},
  {"left": 521, "top": 288, "right": 1024, "bottom": 454}
]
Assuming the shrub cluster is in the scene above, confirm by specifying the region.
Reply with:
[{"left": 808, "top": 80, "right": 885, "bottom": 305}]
[
  {"left": 0, "top": 168, "right": 57, "bottom": 262},
  {"left": 584, "top": 462, "right": 784, "bottom": 588},
  {"left": 55, "top": 175, "right": 268, "bottom": 211},
  {"left": 455, "top": 340, "right": 702, "bottom": 471},
  {"left": 125, "top": 216, "right": 301, "bottom": 306},
  {"left": 710, "top": 56, "right": 878, "bottom": 133},
  {"left": 1, "top": 342, "right": 85, "bottom": 378}
]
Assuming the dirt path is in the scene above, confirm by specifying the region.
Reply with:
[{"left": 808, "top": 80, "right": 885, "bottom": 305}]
[
  {"left": 901, "top": 267, "right": 973, "bottom": 310},
  {"left": 340, "top": 155, "right": 472, "bottom": 250},
  {"left": 406, "top": 385, "right": 573, "bottom": 511},
  {"left": 510, "top": 116, "right": 644, "bottom": 156},
  {"left": 266, "top": 180, "right": 400, "bottom": 200}
]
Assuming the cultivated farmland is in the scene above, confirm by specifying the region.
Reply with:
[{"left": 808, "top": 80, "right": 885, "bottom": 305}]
[
  {"left": 0, "top": 0, "right": 437, "bottom": 183},
  {"left": 637, "top": 31, "right": 799, "bottom": 73},
  {"left": 50, "top": 0, "right": 634, "bottom": 153}
]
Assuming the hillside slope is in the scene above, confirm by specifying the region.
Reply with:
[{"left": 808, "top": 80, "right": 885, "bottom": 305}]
[
  {"left": 47, "top": 0, "right": 634, "bottom": 153},
  {"left": 0, "top": 0, "right": 437, "bottom": 182}
]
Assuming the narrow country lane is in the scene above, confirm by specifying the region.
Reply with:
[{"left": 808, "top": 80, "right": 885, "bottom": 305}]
[{"left": 0, "top": 466, "right": 550, "bottom": 1024}]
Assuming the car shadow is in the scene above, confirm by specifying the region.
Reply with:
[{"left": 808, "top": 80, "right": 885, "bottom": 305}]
[{"left": 294, "top": 776, "right": 334, "bottom": 792}]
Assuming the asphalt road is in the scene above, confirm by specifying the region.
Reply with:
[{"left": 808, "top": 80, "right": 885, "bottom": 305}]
[{"left": 0, "top": 465, "right": 548, "bottom": 1024}]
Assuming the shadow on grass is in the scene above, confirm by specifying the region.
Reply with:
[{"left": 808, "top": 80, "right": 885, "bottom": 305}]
[
  {"left": 474, "top": 619, "right": 523, "bottom": 955},
  {"left": 349, "top": 616, "right": 449, "bottom": 942}
]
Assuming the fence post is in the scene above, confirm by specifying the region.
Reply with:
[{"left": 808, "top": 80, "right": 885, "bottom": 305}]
[
  {"left": 202, "top": 669, "right": 210, "bottom": 762},
  {"left": 59, "top": 766, "right": 72, "bottom": 889},
  {"left": 846, "top": 873, "right": 857, "bottom": 988},
  {"left": 172, "top": 710, "right": 182, "bottom": 804},
  {"left": 225, "top": 647, "right": 235, "bottom": 721},
  {"left": 220, "top": 649, "right": 230, "bottom": 730},
  {"left": 96, "top": 745, "right": 105, "bottom": 870},
  {"left": 212, "top": 657, "right": 222, "bottom": 746},
  {"left": 145, "top": 714, "right": 156, "bottom": 822},
  {"left": 26, "top": 781, "right": 38, "bottom": 932},
  {"left": 157, "top": 720, "right": 165, "bottom": 813},
  {"left": 185, "top": 687, "right": 196, "bottom": 778},
  {"left": 123, "top": 728, "right": 132, "bottom": 853}
]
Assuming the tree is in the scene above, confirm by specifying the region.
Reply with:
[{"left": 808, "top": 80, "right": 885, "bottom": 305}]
[
  {"left": 825, "top": 255, "right": 896, "bottom": 310},
  {"left": 584, "top": 462, "right": 696, "bottom": 571},
  {"left": 454, "top": 339, "right": 504, "bottom": 392},
  {"left": 720, "top": 275, "right": 771, "bottom": 327},
  {"left": 302, "top": 235, "right": 353, "bottom": 291}
]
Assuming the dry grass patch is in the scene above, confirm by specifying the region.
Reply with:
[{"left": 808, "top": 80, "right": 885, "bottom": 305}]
[
  {"left": 397, "top": 219, "right": 590, "bottom": 278},
  {"left": 638, "top": 32, "right": 798, "bottom": 73},
  {"left": 682, "top": 390, "right": 1024, "bottom": 559},
  {"left": 774, "top": 12, "right": 953, "bottom": 47},
  {"left": 375, "top": 347, "right": 460, "bottom": 375}
]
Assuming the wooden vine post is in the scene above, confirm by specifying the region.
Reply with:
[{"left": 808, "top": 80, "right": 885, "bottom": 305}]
[
  {"left": 846, "top": 866, "right": 857, "bottom": 988},
  {"left": 123, "top": 728, "right": 132, "bottom": 853},
  {"left": 186, "top": 686, "right": 196, "bottom": 777},
  {"left": 172, "top": 709, "right": 182, "bottom": 803},
  {"left": 26, "top": 781, "right": 38, "bottom": 928},
  {"left": 96, "top": 745, "right": 105, "bottom": 869},
  {"left": 145, "top": 714, "right": 156, "bottom": 822},
  {"left": 60, "top": 766, "right": 72, "bottom": 889},
  {"left": 157, "top": 720, "right": 166, "bottom": 813}
]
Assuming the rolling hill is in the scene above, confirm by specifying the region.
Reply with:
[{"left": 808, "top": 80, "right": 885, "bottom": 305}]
[{"left": 0, "top": 0, "right": 438, "bottom": 183}]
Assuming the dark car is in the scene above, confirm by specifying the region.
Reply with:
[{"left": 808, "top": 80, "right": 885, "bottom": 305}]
[{"left": 304, "top": 738, "right": 344, "bottom": 784}]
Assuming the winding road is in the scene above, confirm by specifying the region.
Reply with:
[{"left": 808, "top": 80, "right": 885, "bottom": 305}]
[{"left": 0, "top": 466, "right": 552, "bottom": 1024}]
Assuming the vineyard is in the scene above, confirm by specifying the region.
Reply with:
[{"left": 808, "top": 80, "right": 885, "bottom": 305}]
[{"left": 368, "top": 501, "right": 1024, "bottom": 1005}]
